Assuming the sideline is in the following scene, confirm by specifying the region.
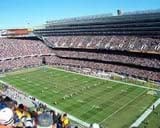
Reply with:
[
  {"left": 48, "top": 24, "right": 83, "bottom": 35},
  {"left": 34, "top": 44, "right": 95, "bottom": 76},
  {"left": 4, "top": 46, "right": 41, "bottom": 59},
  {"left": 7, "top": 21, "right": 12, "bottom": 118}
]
[
  {"left": 48, "top": 66, "right": 160, "bottom": 91},
  {"left": 2, "top": 67, "right": 41, "bottom": 76},
  {"left": 130, "top": 98, "right": 160, "bottom": 128},
  {"left": 2, "top": 66, "right": 159, "bottom": 91}
]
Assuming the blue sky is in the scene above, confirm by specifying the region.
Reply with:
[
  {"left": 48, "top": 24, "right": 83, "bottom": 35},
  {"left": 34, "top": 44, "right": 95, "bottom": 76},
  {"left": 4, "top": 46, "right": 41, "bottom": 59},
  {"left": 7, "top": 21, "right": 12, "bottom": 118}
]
[{"left": 0, "top": 0, "right": 160, "bottom": 29}]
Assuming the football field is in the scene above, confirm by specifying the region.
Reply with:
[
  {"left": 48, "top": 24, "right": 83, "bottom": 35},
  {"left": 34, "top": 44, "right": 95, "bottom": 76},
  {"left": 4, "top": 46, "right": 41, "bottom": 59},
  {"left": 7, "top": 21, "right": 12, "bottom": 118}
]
[{"left": 0, "top": 67, "right": 158, "bottom": 128}]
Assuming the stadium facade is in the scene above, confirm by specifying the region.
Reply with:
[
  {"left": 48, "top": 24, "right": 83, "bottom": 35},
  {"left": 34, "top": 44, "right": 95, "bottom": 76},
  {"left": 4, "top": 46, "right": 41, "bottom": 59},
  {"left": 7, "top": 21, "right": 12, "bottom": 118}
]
[{"left": 33, "top": 10, "right": 160, "bottom": 83}]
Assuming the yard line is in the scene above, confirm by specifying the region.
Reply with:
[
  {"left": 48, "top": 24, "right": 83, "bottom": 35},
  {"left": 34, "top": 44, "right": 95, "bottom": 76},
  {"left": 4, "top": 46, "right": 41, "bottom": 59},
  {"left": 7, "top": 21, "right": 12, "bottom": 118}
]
[
  {"left": 48, "top": 66, "right": 160, "bottom": 91},
  {"left": 99, "top": 90, "right": 146, "bottom": 124},
  {"left": 70, "top": 85, "right": 135, "bottom": 115},
  {"left": 3, "top": 66, "right": 159, "bottom": 91}
]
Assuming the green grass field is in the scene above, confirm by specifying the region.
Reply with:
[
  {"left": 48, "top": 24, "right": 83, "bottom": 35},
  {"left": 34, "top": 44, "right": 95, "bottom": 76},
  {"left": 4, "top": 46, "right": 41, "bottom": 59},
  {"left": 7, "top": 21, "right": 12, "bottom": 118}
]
[
  {"left": 0, "top": 67, "right": 159, "bottom": 128},
  {"left": 139, "top": 104, "right": 160, "bottom": 128}
]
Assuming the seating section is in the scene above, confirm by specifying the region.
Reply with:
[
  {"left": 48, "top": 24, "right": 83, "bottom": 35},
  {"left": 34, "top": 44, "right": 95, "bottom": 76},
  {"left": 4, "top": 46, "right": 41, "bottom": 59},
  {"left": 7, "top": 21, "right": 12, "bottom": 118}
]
[
  {"left": 0, "top": 37, "right": 159, "bottom": 82},
  {"left": 0, "top": 57, "right": 42, "bottom": 72},
  {"left": 45, "top": 36, "right": 160, "bottom": 54},
  {"left": 33, "top": 11, "right": 160, "bottom": 82},
  {"left": 0, "top": 38, "right": 53, "bottom": 72},
  {"left": 0, "top": 38, "right": 52, "bottom": 58},
  {"left": 45, "top": 56, "right": 160, "bottom": 81},
  {"left": 43, "top": 35, "right": 160, "bottom": 82},
  {"left": 54, "top": 50, "right": 160, "bottom": 69}
]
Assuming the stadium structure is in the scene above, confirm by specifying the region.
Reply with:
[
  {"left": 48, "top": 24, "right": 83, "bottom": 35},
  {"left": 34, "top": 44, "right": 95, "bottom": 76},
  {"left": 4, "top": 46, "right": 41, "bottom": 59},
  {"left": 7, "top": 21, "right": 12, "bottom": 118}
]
[{"left": 0, "top": 10, "right": 160, "bottom": 128}]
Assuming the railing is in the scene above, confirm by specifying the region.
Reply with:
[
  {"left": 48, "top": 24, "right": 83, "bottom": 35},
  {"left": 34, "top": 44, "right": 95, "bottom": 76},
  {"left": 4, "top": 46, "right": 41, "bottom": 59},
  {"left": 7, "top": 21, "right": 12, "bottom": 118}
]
[{"left": 123, "top": 9, "right": 160, "bottom": 15}]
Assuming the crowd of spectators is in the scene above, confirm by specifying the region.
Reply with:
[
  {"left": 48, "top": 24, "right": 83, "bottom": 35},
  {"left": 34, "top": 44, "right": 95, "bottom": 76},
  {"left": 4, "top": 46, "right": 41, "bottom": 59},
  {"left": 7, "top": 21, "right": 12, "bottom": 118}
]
[
  {"left": 0, "top": 37, "right": 159, "bottom": 82},
  {"left": 45, "top": 36, "right": 160, "bottom": 53},
  {"left": 54, "top": 50, "right": 160, "bottom": 69},
  {"left": 0, "top": 38, "right": 52, "bottom": 58},
  {"left": 45, "top": 56, "right": 160, "bottom": 82},
  {"left": 44, "top": 35, "right": 160, "bottom": 82},
  {"left": 0, "top": 35, "right": 159, "bottom": 128},
  {"left": 0, "top": 57, "right": 42, "bottom": 72},
  {"left": 0, "top": 38, "right": 53, "bottom": 73},
  {"left": 0, "top": 36, "right": 159, "bottom": 80}
]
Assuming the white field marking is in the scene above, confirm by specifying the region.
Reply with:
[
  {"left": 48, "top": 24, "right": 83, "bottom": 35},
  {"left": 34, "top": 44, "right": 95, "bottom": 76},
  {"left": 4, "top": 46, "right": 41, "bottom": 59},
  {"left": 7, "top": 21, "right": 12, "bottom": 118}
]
[
  {"left": 3, "top": 67, "right": 41, "bottom": 76},
  {"left": 75, "top": 86, "right": 133, "bottom": 117},
  {"left": 47, "top": 66, "right": 160, "bottom": 91},
  {"left": 0, "top": 80, "right": 90, "bottom": 128},
  {"left": 99, "top": 90, "right": 146, "bottom": 124},
  {"left": 52, "top": 81, "right": 124, "bottom": 105},
  {"left": 130, "top": 98, "right": 160, "bottom": 128},
  {"left": 3, "top": 66, "right": 158, "bottom": 91}
]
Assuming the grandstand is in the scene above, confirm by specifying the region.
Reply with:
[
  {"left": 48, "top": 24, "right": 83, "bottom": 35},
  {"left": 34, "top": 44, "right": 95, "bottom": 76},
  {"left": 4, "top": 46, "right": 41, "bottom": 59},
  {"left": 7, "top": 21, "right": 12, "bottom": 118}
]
[
  {"left": 33, "top": 10, "right": 160, "bottom": 82},
  {"left": 0, "top": 9, "right": 160, "bottom": 128}
]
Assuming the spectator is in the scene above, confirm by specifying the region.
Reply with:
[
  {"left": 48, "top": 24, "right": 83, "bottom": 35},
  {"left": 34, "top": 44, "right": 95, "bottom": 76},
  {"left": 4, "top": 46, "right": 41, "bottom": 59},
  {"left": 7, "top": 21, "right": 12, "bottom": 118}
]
[
  {"left": 37, "top": 112, "right": 53, "bottom": 128},
  {"left": 61, "top": 113, "right": 70, "bottom": 128},
  {"left": 89, "top": 123, "right": 100, "bottom": 128},
  {"left": 50, "top": 110, "right": 59, "bottom": 128},
  {"left": 0, "top": 107, "right": 14, "bottom": 127}
]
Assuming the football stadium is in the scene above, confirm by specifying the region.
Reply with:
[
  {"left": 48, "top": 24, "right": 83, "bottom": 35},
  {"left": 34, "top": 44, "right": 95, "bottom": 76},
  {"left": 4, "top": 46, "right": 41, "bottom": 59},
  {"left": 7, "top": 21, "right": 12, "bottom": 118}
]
[{"left": 0, "top": 1, "right": 160, "bottom": 128}]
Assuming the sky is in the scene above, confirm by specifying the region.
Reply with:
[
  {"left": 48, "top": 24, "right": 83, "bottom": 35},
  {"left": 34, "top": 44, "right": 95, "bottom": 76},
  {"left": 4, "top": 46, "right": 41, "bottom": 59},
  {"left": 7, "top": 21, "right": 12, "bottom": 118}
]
[{"left": 0, "top": 0, "right": 160, "bottom": 29}]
